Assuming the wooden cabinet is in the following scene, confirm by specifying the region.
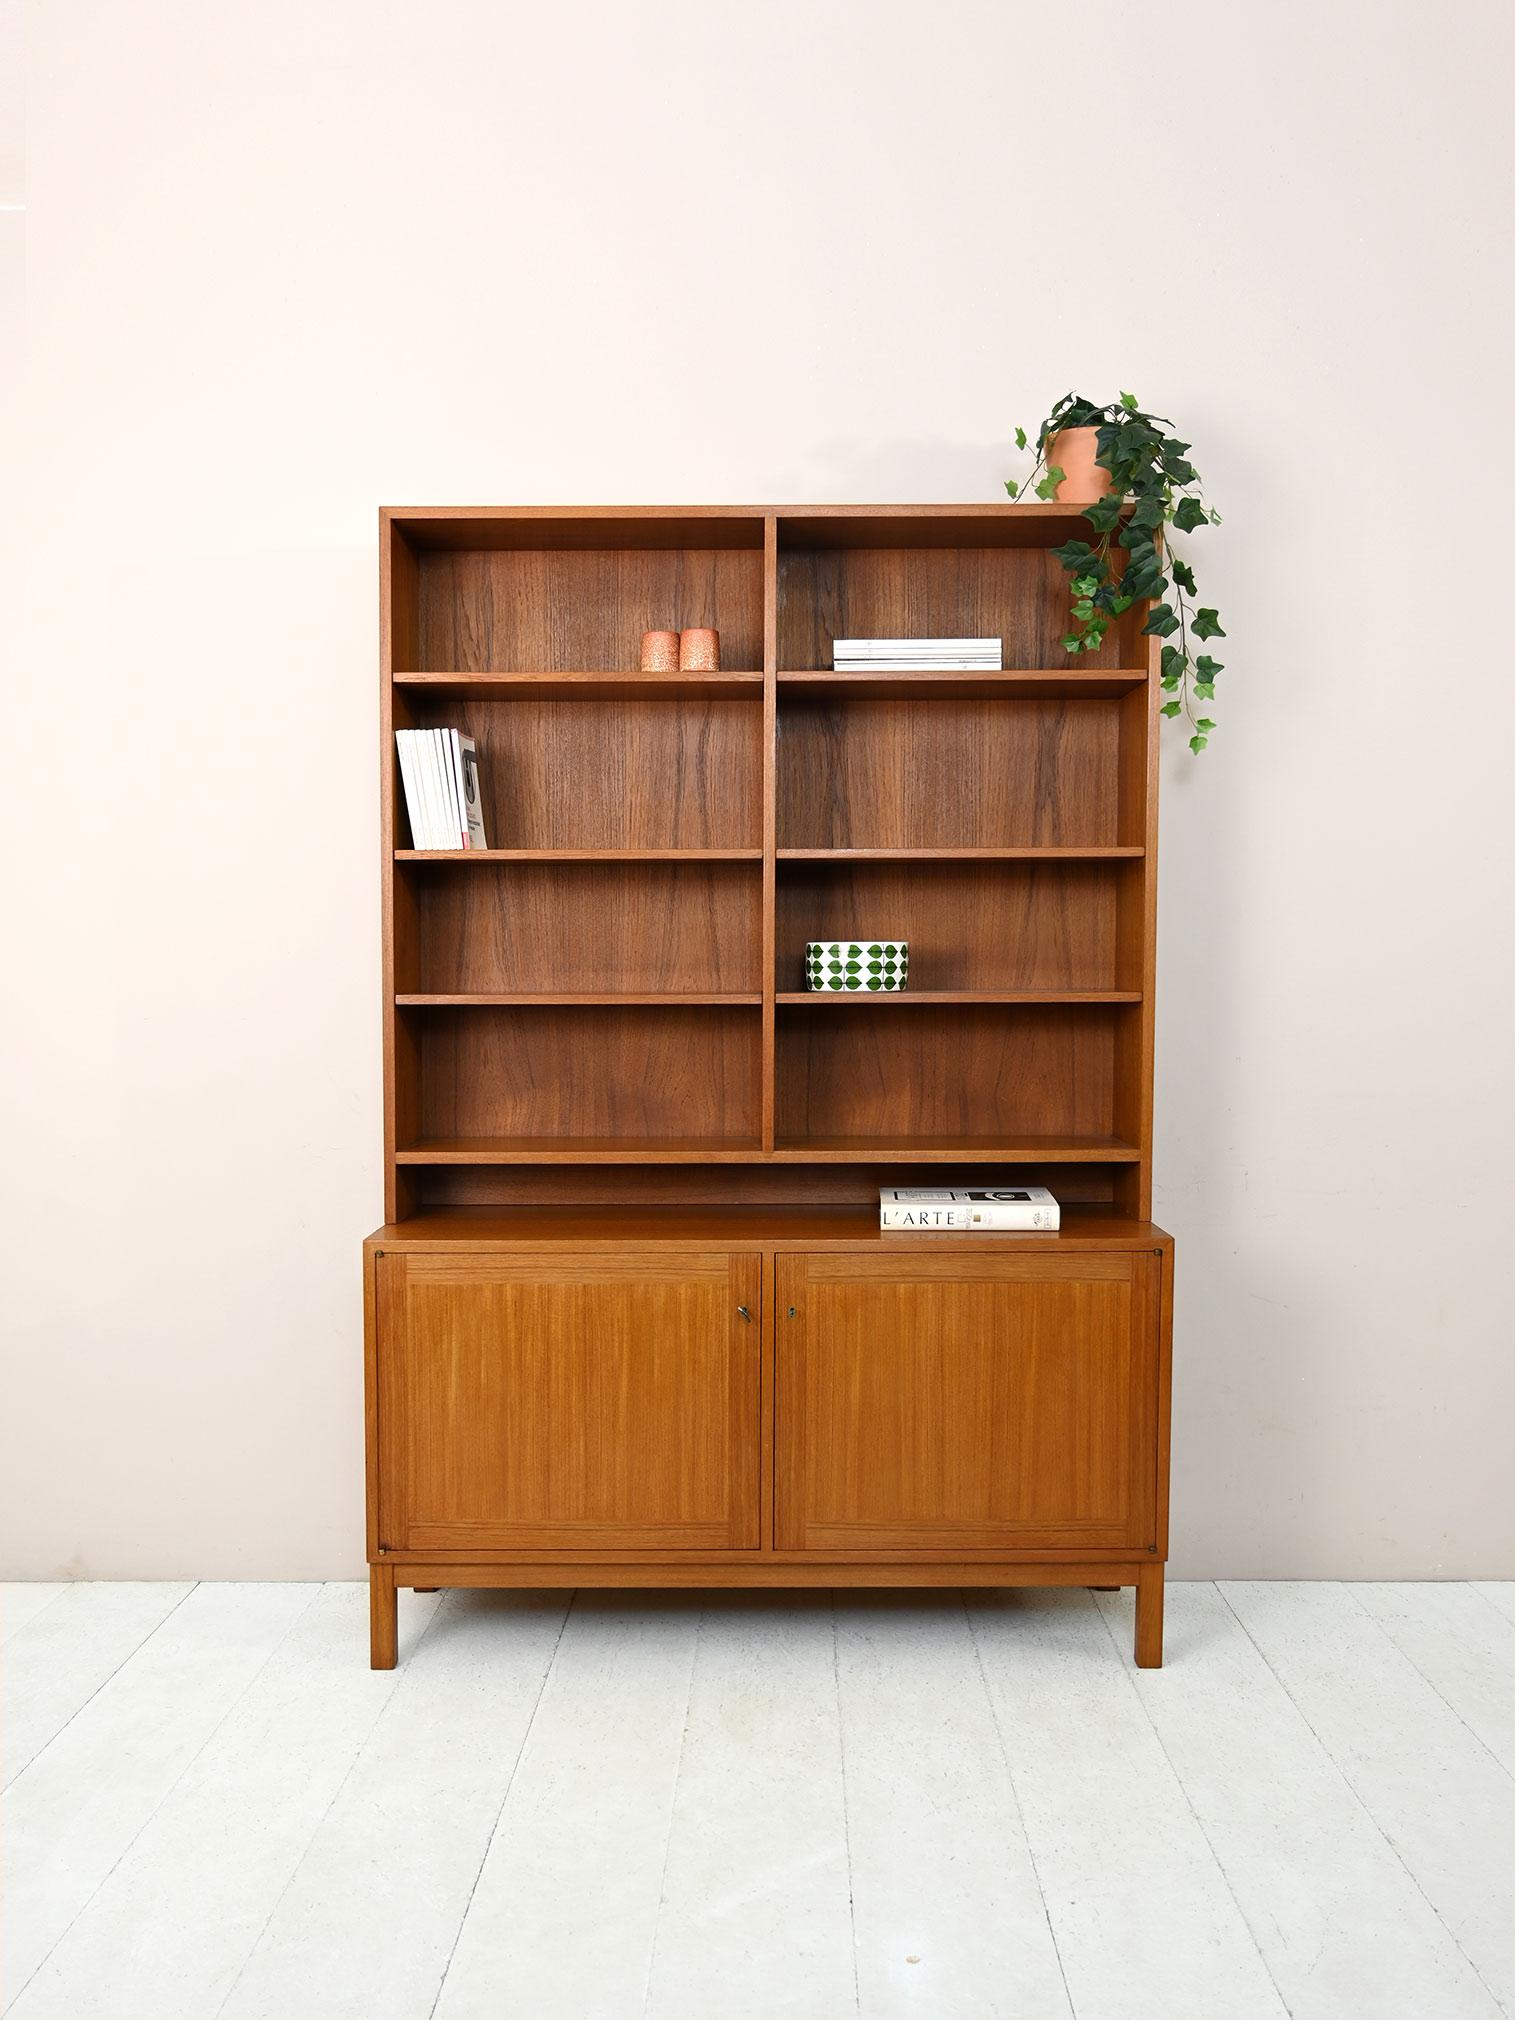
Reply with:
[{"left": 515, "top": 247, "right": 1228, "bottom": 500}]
[
  {"left": 373, "top": 1252, "right": 760, "bottom": 1554},
  {"left": 367, "top": 506, "right": 1177, "bottom": 1671},
  {"left": 775, "top": 1252, "right": 1160, "bottom": 1554}
]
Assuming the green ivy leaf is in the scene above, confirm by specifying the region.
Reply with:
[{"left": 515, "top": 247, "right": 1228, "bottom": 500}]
[
  {"left": 1083, "top": 495, "right": 1123, "bottom": 534},
  {"left": 1035, "top": 468, "right": 1065, "bottom": 501},
  {"left": 1172, "top": 496, "right": 1208, "bottom": 532},
  {"left": 1110, "top": 593, "right": 1134, "bottom": 616},
  {"left": 1072, "top": 598, "right": 1094, "bottom": 620},
  {"left": 1160, "top": 646, "right": 1186, "bottom": 681},
  {"left": 1005, "top": 479, "right": 1019, "bottom": 498},
  {"left": 1171, "top": 559, "right": 1197, "bottom": 595},
  {"left": 1050, "top": 539, "right": 1094, "bottom": 570},
  {"left": 1161, "top": 700, "right": 1182, "bottom": 717},
  {"left": 1192, "top": 608, "right": 1227, "bottom": 639},
  {"left": 1189, "top": 733, "right": 1209, "bottom": 753},
  {"left": 1120, "top": 390, "right": 1139, "bottom": 411},
  {"left": 1014, "top": 426, "right": 1028, "bottom": 450},
  {"left": 1194, "top": 681, "right": 1216, "bottom": 698},
  {"left": 1071, "top": 574, "right": 1099, "bottom": 596},
  {"left": 1142, "top": 604, "right": 1181, "bottom": 637},
  {"left": 1195, "top": 654, "right": 1224, "bottom": 677},
  {"left": 1196, "top": 718, "right": 1216, "bottom": 731},
  {"left": 1164, "top": 457, "right": 1197, "bottom": 486},
  {"left": 1161, "top": 675, "right": 1180, "bottom": 691},
  {"left": 1061, "top": 633, "right": 1082, "bottom": 654}
]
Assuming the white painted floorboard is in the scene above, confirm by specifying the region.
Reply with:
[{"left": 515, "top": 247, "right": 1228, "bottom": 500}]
[
  {"left": 643, "top": 1593, "right": 856, "bottom": 2019},
  {"left": 1221, "top": 1581, "right": 1515, "bottom": 2014},
  {"left": 0, "top": 1586, "right": 70, "bottom": 1645},
  {"left": 967, "top": 1588, "right": 1288, "bottom": 2020},
  {"left": 4, "top": 1581, "right": 1513, "bottom": 2020},
  {"left": 836, "top": 1594, "right": 1072, "bottom": 2019}
]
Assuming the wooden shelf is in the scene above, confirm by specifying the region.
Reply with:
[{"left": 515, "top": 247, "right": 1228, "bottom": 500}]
[
  {"left": 396, "top": 1137, "right": 768, "bottom": 1165},
  {"left": 395, "top": 848, "right": 763, "bottom": 863},
  {"left": 398, "top": 670, "right": 763, "bottom": 699},
  {"left": 771, "top": 1136, "right": 1144, "bottom": 1163},
  {"left": 395, "top": 1135, "right": 1140, "bottom": 1165},
  {"left": 776, "top": 847, "right": 1143, "bottom": 862},
  {"left": 397, "top": 992, "right": 761, "bottom": 1007},
  {"left": 366, "top": 1203, "right": 1172, "bottom": 1252},
  {"left": 775, "top": 990, "right": 1141, "bottom": 1006},
  {"left": 778, "top": 669, "right": 1146, "bottom": 699}
]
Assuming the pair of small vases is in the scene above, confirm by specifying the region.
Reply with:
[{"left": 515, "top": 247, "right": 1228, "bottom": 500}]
[{"left": 641, "top": 628, "right": 719, "bottom": 672}]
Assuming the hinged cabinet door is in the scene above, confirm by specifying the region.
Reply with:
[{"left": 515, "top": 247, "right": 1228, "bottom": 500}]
[
  {"left": 376, "top": 1251, "right": 761, "bottom": 1553},
  {"left": 776, "top": 1251, "right": 1160, "bottom": 1553}
]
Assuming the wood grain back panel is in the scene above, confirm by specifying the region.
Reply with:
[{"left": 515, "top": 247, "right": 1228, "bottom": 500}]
[
  {"left": 417, "top": 547, "right": 764, "bottom": 671},
  {"left": 405, "top": 860, "right": 761, "bottom": 994},
  {"left": 776, "top": 544, "right": 1142, "bottom": 672},
  {"left": 774, "top": 858, "right": 1120, "bottom": 993},
  {"left": 775, "top": 1003, "right": 1121, "bottom": 1142},
  {"left": 775, "top": 1251, "right": 1157, "bottom": 1551},
  {"left": 412, "top": 1004, "right": 761, "bottom": 1143},
  {"left": 404, "top": 696, "right": 762, "bottom": 851},
  {"left": 777, "top": 698, "right": 1120, "bottom": 849},
  {"left": 377, "top": 1252, "right": 760, "bottom": 1550}
]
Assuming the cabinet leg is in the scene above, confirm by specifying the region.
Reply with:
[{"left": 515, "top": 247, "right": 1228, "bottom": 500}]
[
  {"left": 1135, "top": 1562, "right": 1165, "bottom": 1668},
  {"left": 370, "top": 1564, "right": 397, "bottom": 1670}
]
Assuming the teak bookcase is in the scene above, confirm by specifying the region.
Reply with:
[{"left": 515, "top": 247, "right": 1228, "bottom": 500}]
[{"left": 365, "top": 506, "right": 1175, "bottom": 1667}]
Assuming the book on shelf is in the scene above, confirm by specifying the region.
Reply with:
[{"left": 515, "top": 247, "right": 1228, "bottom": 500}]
[
  {"left": 879, "top": 1185, "right": 1060, "bottom": 1231},
  {"left": 832, "top": 636, "right": 1003, "bottom": 673},
  {"left": 395, "top": 729, "right": 489, "bottom": 849}
]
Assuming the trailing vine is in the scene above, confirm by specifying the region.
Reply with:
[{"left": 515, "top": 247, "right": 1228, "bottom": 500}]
[{"left": 1006, "top": 391, "right": 1226, "bottom": 752}]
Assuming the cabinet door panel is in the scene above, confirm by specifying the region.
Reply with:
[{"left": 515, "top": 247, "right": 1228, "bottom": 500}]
[
  {"left": 377, "top": 1252, "right": 760, "bottom": 1552},
  {"left": 775, "top": 1252, "right": 1158, "bottom": 1553}
]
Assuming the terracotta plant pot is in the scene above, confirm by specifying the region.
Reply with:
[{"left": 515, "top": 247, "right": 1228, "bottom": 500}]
[
  {"left": 678, "top": 627, "right": 720, "bottom": 672},
  {"left": 1044, "top": 426, "right": 1114, "bottom": 506}
]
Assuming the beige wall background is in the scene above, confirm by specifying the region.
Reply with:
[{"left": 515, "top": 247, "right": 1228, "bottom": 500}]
[{"left": 3, "top": 0, "right": 1512, "bottom": 1580}]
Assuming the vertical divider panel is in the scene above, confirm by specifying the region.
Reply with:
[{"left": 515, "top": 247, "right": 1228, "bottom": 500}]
[
  {"left": 761, "top": 516, "right": 779, "bottom": 1150},
  {"left": 381, "top": 515, "right": 421, "bottom": 1221}
]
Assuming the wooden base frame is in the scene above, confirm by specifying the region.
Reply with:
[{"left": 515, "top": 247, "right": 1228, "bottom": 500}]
[{"left": 367, "top": 1558, "right": 1165, "bottom": 1669}]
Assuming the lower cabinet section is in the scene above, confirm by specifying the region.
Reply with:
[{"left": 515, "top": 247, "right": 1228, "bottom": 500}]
[
  {"left": 374, "top": 1251, "right": 761, "bottom": 1552},
  {"left": 775, "top": 1251, "right": 1160, "bottom": 1553},
  {"left": 366, "top": 1235, "right": 1171, "bottom": 1668}
]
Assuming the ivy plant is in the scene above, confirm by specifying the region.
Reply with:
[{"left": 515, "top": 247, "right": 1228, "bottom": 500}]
[{"left": 1005, "top": 391, "right": 1226, "bottom": 753}]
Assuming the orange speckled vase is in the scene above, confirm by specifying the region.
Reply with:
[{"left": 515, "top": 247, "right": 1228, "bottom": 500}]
[
  {"left": 640, "top": 629, "right": 680, "bottom": 671},
  {"left": 1044, "top": 426, "right": 1114, "bottom": 505},
  {"left": 678, "top": 627, "right": 720, "bottom": 671}
]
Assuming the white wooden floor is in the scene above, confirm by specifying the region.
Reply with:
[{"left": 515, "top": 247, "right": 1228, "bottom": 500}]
[{"left": 3, "top": 1583, "right": 1514, "bottom": 2019}]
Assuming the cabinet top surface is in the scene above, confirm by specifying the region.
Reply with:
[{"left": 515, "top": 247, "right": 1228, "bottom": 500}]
[{"left": 365, "top": 1205, "right": 1173, "bottom": 1253}]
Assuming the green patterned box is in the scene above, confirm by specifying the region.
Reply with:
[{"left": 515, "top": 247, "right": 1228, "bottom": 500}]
[{"left": 805, "top": 940, "right": 910, "bottom": 992}]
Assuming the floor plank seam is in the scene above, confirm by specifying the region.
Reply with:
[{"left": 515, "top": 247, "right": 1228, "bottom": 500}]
[
  {"left": 829, "top": 1594, "right": 863, "bottom": 2019},
  {"left": 1, "top": 1581, "right": 201, "bottom": 1797},
  {"left": 208, "top": 1585, "right": 449, "bottom": 2020},
  {"left": 1214, "top": 1582, "right": 1510, "bottom": 2017},
  {"left": 961, "top": 1593, "right": 1076, "bottom": 2020},
  {"left": 0, "top": 1581, "right": 324, "bottom": 2016},
  {"left": 426, "top": 1588, "right": 578, "bottom": 2020},
  {"left": 1097, "top": 1585, "right": 1297, "bottom": 2019},
  {"left": 638, "top": 1597, "right": 705, "bottom": 2020},
  {"left": 1344, "top": 1584, "right": 1515, "bottom": 1793}
]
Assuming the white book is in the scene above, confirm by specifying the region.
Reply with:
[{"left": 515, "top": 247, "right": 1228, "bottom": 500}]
[
  {"left": 835, "top": 660, "right": 1004, "bottom": 673},
  {"left": 879, "top": 1185, "right": 1060, "bottom": 1231},
  {"left": 407, "top": 730, "right": 436, "bottom": 848},
  {"left": 457, "top": 733, "right": 488, "bottom": 849},
  {"left": 432, "top": 729, "right": 462, "bottom": 849},
  {"left": 834, "top": 638, "right": 1001, "bottom": 655},
  {"left": 420, "top": 730, "right": 449, "bottom": 849},
  {"left": 395, "top": 733, "right": 425, "bottom": 848}
]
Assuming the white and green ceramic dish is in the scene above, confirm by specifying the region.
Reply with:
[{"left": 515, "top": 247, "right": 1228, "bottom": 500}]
[{"left": 805, "top": 940, "right": 909, "bottom": 992}]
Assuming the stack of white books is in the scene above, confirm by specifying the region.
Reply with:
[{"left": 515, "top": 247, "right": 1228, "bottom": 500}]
[
  {"left": 880, "top": 1186, "right": 1060, "bottom": 1231},
  {"left": 833, "top": 636, "right": 1003, "bottom": 673},
  {"left": 395, "top": 729, "right": 489, "bottom": 850}
]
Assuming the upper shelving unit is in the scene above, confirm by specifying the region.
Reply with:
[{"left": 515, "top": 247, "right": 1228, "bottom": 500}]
[{"left": 379, "top": 505, "right": 1160, "bottom": 1221}]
